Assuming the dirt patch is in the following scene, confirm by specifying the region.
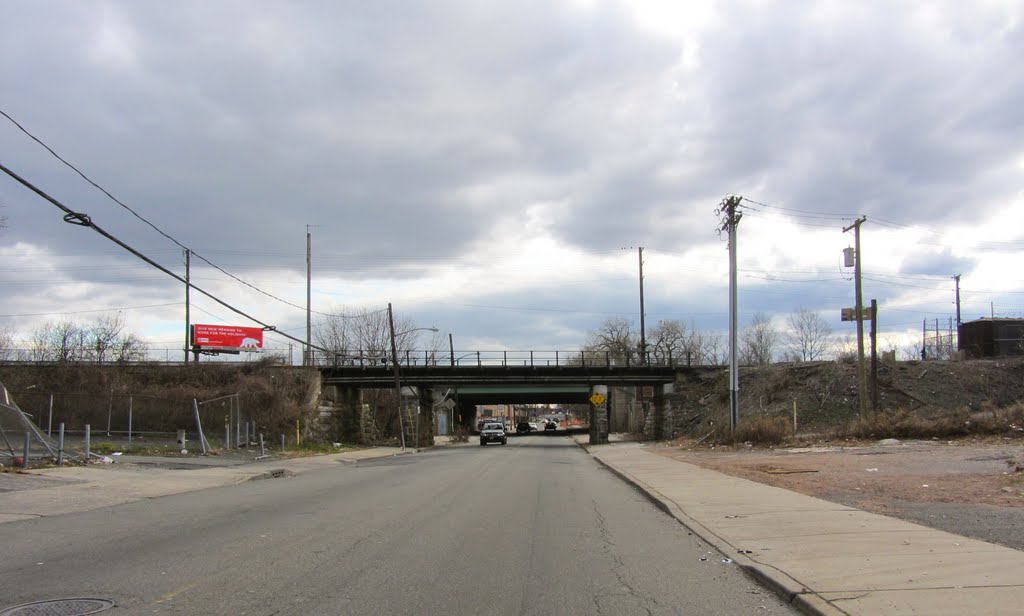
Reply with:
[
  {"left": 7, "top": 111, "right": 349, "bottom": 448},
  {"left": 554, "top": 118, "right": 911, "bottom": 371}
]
[{"left": 648, "top": 437, "right": 1024, "bottom": 549}]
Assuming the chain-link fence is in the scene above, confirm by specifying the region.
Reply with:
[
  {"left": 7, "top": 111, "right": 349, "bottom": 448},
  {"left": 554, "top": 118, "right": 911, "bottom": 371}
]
[{"left": 0, "top": 383, "right": 286, "bottom": 468}]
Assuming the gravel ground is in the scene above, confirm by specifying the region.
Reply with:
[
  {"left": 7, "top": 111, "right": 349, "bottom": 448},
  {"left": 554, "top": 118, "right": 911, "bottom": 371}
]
[{"left": 649, "top": 438, "right": 1024, "bottom": 550}]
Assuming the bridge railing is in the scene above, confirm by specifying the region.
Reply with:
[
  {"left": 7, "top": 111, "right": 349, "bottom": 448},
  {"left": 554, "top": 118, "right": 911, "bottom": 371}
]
[{"left": 312, "top": 349, "right": 702, "bottom": 369}]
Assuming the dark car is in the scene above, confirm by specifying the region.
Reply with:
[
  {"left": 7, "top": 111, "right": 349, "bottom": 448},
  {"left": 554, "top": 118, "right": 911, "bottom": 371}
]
[
  {"left": 480, "top": 422, "right": 507, "bottom": 446},
  {"left": 516, "top": 421, "right": 531, "bottom": 435},
  {"left": 544, "top": 420, "right": 557, "bottom": 431}
]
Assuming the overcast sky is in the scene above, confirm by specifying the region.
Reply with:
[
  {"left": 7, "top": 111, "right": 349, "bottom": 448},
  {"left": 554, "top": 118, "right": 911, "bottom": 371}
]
[{"left": 1, "top": 0, "right": 1022, "bottom": 361}]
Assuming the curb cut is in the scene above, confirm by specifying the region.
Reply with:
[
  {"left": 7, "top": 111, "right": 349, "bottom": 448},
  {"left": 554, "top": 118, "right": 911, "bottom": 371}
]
[{"left": 575, "top": 439, "right": 845, "bottom": 616}]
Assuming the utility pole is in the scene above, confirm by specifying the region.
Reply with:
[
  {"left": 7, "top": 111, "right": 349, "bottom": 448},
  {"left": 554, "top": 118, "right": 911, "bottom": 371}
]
[
  {"left": 449, "top": 333, "right": 455, "bottom": 367},
  {"left": 843, "top": 216, "right": 868, "bottom": 420},
  {"left": 184, "top": 248, "right": 191, "bottom": 365},
  {"left": 717, "top": 196, "right": 742, "bottom": 434},
  {"left": 953, "top": 274, "right": 961, "bottom": 326},
  {"left": 870, "top": 299, "right": 878, "bottom": 416},
  {"left": 953, "top": 274, "right": 962, "bottom": 355},
  {"left": 305, "top": 226, "right": 312, "bottom": 367},
  {"left": 388, "top": 303, "right": 406, "bottom": 451},
  {"left": 638, "top": 246, "right": 647, "bottom": 365}
]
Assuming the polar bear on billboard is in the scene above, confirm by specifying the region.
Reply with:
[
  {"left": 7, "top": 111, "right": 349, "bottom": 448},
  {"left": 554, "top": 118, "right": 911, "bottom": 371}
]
[{"left": 239, "top": 337, "right": 262, "bottom": 349}]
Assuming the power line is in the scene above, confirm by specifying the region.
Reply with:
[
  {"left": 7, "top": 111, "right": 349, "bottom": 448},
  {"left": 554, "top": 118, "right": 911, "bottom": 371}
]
[
  {"left": 0, "top": 302, "right": 179, "bottom": 318},
  {"left": 0, "top": 160, "right": 334, "bottom": 354},
  {"left": 0, "top": 107, "right": 334, "bottom": 316}
]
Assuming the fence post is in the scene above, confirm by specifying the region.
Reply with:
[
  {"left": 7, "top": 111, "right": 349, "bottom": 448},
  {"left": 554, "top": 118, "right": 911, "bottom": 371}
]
[
  {"left": 192, "top": 399, "right": 208, "bottom": 455},
  {"left": 128, "top": 397, "right": 133, "bottom": 445},
  {"left": 22, "top": 431, "right": 30, "bottom": 468},
  {"left": 234, "top": 396, "right": 240, "bottom": 449},
  {"left": 47, "top": 394, "right": 53, "bottom": 437},
  {"left": 84, "top": 424, "right": 91, "bottom": 460},
  {"left": 57, "top": 423, "right": 64, "bottom": 466},
  {"left": 106, "top": 391, "right": 113, "bottom": 436}
]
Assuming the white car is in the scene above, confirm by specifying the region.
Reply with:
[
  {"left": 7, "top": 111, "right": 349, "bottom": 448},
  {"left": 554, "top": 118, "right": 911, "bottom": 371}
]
[{"left": 528, "top": 422, "right": 539, "bottom": 432}]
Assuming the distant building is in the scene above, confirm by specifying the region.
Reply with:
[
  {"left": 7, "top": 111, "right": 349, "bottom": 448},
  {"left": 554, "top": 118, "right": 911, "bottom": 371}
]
[{"left": 958, "top": 318, "right": 1024, "bottom": 358}]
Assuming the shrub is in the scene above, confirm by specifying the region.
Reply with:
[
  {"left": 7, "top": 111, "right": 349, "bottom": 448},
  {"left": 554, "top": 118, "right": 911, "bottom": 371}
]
[{"left": 725, "top": 415, "right": 790, "bottom": 446}]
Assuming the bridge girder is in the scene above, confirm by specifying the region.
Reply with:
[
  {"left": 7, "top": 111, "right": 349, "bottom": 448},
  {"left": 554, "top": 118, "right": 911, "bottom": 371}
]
[{"left": 320, "top": 365, "right": 687, "bottom": 388}]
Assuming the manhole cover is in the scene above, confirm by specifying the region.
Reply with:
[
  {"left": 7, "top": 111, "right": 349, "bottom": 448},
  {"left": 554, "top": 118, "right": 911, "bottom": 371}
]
[{"left": 0, "top": 598, "right": 116, "bottom": 616}]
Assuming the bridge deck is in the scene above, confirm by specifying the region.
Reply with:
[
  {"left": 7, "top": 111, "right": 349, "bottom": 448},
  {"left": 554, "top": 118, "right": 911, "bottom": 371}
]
[{"left": 319, "top": 364, "right": 703, "bottom": 387}]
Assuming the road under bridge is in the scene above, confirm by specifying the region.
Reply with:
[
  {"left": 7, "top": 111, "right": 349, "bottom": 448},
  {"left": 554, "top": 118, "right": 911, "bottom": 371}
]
[{"left": 319, "top": 362, "right": 702, "bottom": 446}]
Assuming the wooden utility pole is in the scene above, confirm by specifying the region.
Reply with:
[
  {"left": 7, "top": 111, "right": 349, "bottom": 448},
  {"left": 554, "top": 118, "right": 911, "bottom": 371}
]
[
  {"left": 184, "top": 248, "right": 191, "bottom": 365},
  {"left": 870, "top": 299, "right": 878, "bottom": 416},
  {"left": 388, "top": 303, "right": 406, "bottom": 451},
  {"left": 717, "top": 196, "right": 743, "bottom": 434},
  {"left": 953, "top": 274, "right": 961, "bottom": 326},
  {"left": 638, "top": 247, "right": 647, "bottom": 365},
  {"left": 843, "top": 216, "right": 868, "bottom": 419},
  {"left": 305, "top": 227, "right": 312, "bottom": 367}
]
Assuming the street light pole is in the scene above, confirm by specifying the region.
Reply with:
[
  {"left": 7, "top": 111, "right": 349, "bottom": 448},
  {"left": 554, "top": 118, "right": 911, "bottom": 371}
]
[
  {"left": 387, "top": 303, "right": 406, "bottom": 451},
  {"left": 386, "top": 304, "right": 438, "bottom": 451}
]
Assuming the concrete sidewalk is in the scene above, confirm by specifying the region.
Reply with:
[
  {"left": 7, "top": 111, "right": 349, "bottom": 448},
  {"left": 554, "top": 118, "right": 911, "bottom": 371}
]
[
  {"left": 578, "top": 439, "right": 1024, "bottom": 616},
  {"left": 0, "top": 446, "right": 405, "bottom": 524}
]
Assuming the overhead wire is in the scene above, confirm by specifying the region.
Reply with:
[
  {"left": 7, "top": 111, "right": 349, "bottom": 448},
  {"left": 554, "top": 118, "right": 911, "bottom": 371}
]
[
  {"left": 0, "top": 302, "right": 179, "bottom": 318},
  {"left": 0, "top": 160, "right": 333, "bottom": 353},
  {"left": 0, "top": 107, "right": 345, "bottom": 317}
]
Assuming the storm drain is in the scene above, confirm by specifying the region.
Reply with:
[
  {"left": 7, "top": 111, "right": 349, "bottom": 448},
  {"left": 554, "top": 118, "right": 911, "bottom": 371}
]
[
  {"left": 248, "top": 468, "right": 294, "bottom": 481},
  {"left": 0, "top": 598, "right": 116, "bottom": 616}
]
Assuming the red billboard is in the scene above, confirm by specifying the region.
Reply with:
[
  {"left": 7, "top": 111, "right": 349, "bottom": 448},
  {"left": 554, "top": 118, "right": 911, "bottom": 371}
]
[{"left": 192, "top": 324, "right": 264, "bottom": 351}]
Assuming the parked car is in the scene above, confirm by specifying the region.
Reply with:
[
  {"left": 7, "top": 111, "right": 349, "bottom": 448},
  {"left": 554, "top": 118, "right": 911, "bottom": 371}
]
[
  {"left": 544, "top": 420, "right": 557, "bottom": 431},
  {"left": 480, "top": 422, "right": 507, "bottom": 446},
  {"left": 528, "top": 422, "right": 540, "bottom": 432},
  {"left": 516, "top": 421, "right": 531, "bottom": 435}
]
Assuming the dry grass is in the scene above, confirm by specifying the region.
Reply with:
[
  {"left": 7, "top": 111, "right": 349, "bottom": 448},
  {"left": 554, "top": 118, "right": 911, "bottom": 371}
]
[
  {"left": 723, "top": 415, "right": 791, "bottom": 446},
  {"left": 833, "top": 403, "right": 1024, "bottom": 441}
]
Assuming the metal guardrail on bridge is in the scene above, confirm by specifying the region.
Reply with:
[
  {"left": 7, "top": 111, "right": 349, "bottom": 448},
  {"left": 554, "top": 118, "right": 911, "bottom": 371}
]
[{"left": 310, "top": 349, "right": 706, "bottom": 369}]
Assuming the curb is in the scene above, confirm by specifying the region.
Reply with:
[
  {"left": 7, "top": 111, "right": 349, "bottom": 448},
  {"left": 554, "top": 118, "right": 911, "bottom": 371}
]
[{"left": 575, "top": 439, "right": 846, "bottom": 616}]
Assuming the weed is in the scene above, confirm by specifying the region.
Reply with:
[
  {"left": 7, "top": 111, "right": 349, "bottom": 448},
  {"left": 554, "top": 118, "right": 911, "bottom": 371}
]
[{"left": 723, "top": 415, "right": 790, "bottom": 446}]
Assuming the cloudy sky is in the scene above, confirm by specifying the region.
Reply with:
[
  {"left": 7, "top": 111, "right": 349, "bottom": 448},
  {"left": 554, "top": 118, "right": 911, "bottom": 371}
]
[{"left": 1, "top": 0, "right": 1022, "bottom": 361}]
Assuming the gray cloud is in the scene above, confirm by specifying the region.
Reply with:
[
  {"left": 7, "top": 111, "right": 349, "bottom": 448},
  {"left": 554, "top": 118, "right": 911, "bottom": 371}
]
[{"left": 1, "top": 1, "right": 1022, "bottom": 350}]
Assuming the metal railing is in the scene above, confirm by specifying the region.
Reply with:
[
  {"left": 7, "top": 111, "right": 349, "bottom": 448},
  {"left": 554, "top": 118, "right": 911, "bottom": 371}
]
[{"left": 311, "top": 349, "right": 705, "bottom": 369}]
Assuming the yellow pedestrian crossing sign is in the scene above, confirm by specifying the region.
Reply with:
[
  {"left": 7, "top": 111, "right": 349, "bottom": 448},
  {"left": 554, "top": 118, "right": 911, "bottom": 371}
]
[{"left": 589, "top": 393, "right": 606, "bottom": 406}]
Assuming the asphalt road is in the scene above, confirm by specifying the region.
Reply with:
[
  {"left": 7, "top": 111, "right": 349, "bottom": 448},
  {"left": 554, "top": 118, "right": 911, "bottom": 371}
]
[{"left": 0, "top": 436, "right": 798, "bottom": 615}]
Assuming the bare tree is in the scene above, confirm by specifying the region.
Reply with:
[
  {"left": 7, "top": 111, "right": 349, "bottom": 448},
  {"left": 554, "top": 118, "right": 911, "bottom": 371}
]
[
  {"left": 314, "top": 305, "right": 439, "bottom": 365},
  {"left": 648, "top": 319, "right": 702, "bottom": 365},
  {"left": 740, "top": 312, "right": 778, "bottom": 365},
  {"left": 89, "top": 312, "right": 129, "bottom": 363},
  {"left": 313, "top": 308, "right": 356, "bottom": 363},
  {"left": 26, "top": 316, "right": 144, "bottom": 364},
  {"left": 582, "top": 317, "right": 636, "bottom": 365},
  {"left": 0, "top": 326, "right": 15, "bottom": 361},
  {"left": 785, "top": 308, "right": 833, "bottom": 361},
  {"left": 31, "top": 320, "right": 86, "bottom": 363}
]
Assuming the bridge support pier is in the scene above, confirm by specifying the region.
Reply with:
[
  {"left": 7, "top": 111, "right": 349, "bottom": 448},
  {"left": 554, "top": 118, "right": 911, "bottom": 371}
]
[
  {"left": 589, "top": 385, "right": 609, "bottom": 445},
  {"left": 650, "top": 383, "right": 675, "bottom": 440},
  {"left": 321, "top": 386, "right": 374, "bottom": 445},
  {"left": 415, "top": 387, "right": 436, "bottom": 448}
]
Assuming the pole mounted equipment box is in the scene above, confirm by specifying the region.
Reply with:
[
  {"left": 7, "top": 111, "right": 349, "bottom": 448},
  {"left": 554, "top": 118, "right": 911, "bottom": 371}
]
[{"left": 843, "top": 247, "right": 856, "bottom": 267}]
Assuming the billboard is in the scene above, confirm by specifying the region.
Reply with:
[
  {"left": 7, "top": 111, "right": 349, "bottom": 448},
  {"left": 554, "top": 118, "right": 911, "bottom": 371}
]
[{"left": 192, "top": 324, "right": 264, "bottom": 351}]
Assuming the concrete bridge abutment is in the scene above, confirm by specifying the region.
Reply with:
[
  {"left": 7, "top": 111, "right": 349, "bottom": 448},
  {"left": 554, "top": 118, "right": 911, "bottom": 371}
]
[
  {"left": 589, "top": 385, "right": 609, "bottom": 445},
  {"left": 648, "top": 383, "right": 675, "bottom": 440},
  {"left": 320, "top": 385, "right": 377, "bottom": 445}
]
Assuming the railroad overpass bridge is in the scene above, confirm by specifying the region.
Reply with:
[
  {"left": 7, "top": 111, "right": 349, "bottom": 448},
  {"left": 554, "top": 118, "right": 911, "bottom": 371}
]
[{"left": 317, "top": 351, "right": 702, "bottom": 446}]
